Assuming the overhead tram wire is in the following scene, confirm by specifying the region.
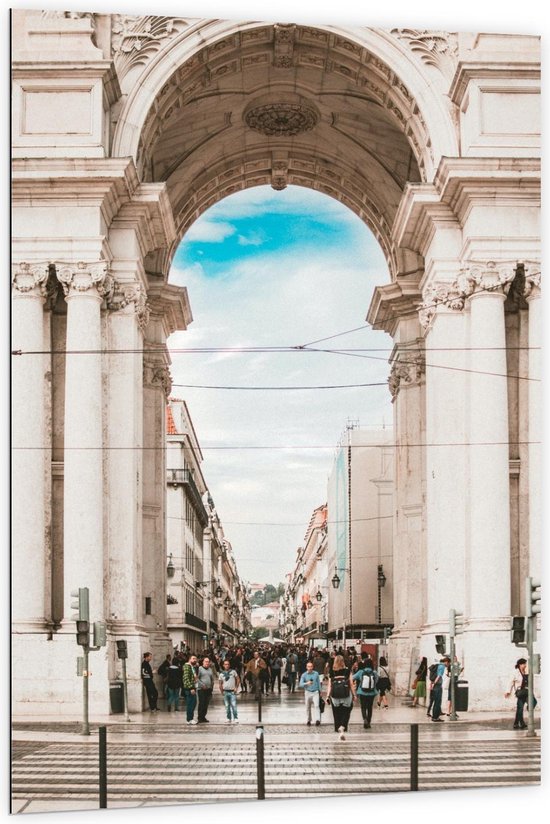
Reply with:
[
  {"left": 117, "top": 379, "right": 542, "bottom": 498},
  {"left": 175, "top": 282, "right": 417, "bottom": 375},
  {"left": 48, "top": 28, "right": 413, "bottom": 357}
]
[{"left": 13, "top": 439, "right": 541, "bottom": 452}]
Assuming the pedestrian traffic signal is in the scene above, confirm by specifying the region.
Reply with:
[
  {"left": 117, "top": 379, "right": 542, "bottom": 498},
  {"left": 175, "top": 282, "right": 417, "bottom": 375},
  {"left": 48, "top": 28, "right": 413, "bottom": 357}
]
[
  {"left": 116, "top": 640, "right": 128, "bottom": 660},
  {"left": 76, "top": 620, "right": 90, "bottom": 647},
  {"left": 511, "top": 616, "right": 526, "bottom": 645},
  {"left": 383, "top": 625, "right": 394, "bottom": 642},
  {"left": 70, "top": 587, "right": 89, "bottom": 622},
  {"left": 435, "top": 634, "right": 447, "bottom": 655},
  {"left": 449, "top": 609, "right": 464, "bottom": 638},
  {"left": 93, "top": 622, "right": 107, "bottom": 648},
  {"left": 526, "top": 577, "right": 541, "bottom": 617}
]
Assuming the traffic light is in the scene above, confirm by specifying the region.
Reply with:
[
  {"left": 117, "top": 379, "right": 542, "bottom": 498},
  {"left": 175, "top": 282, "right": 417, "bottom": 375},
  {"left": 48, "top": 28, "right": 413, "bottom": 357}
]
[
  {"left": 93, "top": 622, "right": 107, "bottom": 648},
  {"left": 526, "top": 577, "right": 541, "bottom": 617},
  {"left": 70, "top": 588, "right": 89, "bottom": 622},
  {"left": 435, "top": 634, "right": 446, "bottom": 655},
  {"left": 116, "top": 640, "right": 128, "bottom": 660},
  {"left": 76, "top": 620, "right": 90, "bottom": 647},
  {"left": 511, "top": 616, "right": 526, "bottom": 645},
  {"left": 449, "top": 609, "right": 464, "bottom": 638},
  {"left": 383, "top": 625, "right": 394, "bottom": 642}
]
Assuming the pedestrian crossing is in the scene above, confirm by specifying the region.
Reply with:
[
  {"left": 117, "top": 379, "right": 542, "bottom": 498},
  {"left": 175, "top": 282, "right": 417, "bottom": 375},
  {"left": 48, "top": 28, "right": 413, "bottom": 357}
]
[{"left": 12, "top": 736, "right": 540, "bottom": 807}]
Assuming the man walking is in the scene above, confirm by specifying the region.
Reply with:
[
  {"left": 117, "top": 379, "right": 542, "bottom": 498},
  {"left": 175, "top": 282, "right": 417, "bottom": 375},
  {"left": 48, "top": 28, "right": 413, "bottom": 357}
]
[
  {"left": 246, "top": 651, "right": 267, "bottom": 700},
  {"left": 270, "top": 651, "right": 283, "bottom": 693},
  {"left": 285, "top": 650, "right": 298, "bottom": 693},
  {"left": 165, "top": 657, "right": 183, "bottom": 712},
  {"left": 299, "top": 661, "right": 322, "bottom": 726},
  {"left": 197, "top": 657, "right": 215, "bottom": 723},
  {"left": 182, "top": 654, "right": 199, "bottom": 724},
  {"left": 431, "top": 657, "right": 448, "bottom": 722},
  {"left": 141, "top": 652, "right": 158, "bottom": 713},
  {"left": 219, "top": 659, "right": 240, "bottom": 723}
]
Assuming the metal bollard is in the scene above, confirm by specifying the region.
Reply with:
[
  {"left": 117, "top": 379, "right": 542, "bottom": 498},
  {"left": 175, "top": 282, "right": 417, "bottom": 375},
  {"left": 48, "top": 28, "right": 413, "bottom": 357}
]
[
  {"left": 258, "top": 688, "right": 262, "bottom": 723},
  {"left": 99, "top": 726, "right": 107, "bottom": 808},
  {"left": 256, "top": 725, "right": 266, "bottom": 800},
  {"left": 410, "top": 723, "right": 418, "bottom": 791}
]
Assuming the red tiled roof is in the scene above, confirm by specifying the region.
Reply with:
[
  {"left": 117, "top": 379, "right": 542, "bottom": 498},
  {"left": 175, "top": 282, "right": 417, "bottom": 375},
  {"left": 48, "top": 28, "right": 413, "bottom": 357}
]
[{"left": 166, "top": 405, "right": 178, "bottom": 435}]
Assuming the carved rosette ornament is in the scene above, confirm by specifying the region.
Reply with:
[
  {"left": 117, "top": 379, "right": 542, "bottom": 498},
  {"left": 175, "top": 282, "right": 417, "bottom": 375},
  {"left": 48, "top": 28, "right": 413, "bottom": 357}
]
[
  {"left": 388, "top": 355, "right": 425, "bottom": 401},
  {"left": 55, "top": 261, "right": 109, "bottom": 297},
  {"left": 12, "top": 262, "right": 50, "bottom": 296},
  {"left": 244, "top": 102, "right": 319, "bottom": 136}
]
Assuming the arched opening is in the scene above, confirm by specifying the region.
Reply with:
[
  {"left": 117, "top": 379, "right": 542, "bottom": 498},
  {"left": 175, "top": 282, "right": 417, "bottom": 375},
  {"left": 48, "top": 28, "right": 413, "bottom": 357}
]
[{"left": 167, "top": 184, "right": 392, "bottom": 582}]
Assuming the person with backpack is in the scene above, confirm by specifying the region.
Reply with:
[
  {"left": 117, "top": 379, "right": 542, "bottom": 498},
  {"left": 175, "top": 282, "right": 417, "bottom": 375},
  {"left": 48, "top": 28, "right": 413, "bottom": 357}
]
[
  {"left": 326, "top": 654, "right": 354, "bottom": 740},
  {"left": 430, "top": 656, "right": 449, "bottom": 722},
  {"left": 376, "top": 656, "right": 391, "bottom": 708},
  {"left": 426, "top": 658, "right": 439, "bottom": 717},
  {"left": 352, "top": 658, "right": 379, "bottom": 729}
]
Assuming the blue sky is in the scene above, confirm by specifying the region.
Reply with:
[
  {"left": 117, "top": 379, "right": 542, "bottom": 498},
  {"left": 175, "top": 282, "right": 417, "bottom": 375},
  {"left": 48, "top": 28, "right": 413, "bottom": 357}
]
[{"left": 169, "top": 185, "right": 393, "bottom": 585}]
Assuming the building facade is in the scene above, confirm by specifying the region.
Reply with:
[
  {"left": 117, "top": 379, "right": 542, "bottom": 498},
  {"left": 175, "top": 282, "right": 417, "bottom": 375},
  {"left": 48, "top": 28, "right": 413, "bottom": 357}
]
[{"left": 12, "top": 13, "right": 540, "bottom": 713}]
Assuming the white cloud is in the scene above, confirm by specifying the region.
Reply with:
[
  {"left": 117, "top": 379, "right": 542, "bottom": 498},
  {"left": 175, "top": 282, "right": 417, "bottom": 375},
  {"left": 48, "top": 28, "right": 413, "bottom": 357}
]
[
  {"left": 183, "top": 220, "right": 236, "bottom": 243},
  {"left": 237, "top": 231, "right": 266, "bottom": 247}
]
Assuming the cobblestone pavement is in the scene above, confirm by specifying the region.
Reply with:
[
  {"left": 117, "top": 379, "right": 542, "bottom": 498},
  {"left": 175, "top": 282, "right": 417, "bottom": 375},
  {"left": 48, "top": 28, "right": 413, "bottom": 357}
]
[{"left": 12, "top": 693, "right": 542, "bottom": 813}]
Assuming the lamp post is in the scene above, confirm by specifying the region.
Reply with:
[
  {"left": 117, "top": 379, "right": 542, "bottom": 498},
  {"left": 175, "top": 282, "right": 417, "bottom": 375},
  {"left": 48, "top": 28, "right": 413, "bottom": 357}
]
[
  {"left": 377, "top": 564, "right": 386, "bottom": 625},
  {"left": 166, "top": 554, "right": 175, "bottom": 578}
]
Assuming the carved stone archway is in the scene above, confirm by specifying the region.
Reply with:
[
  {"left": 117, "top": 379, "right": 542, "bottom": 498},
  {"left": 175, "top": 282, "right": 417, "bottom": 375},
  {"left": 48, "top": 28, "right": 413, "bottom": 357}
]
[{"left": 11, "top": 11, "right": 540, "bottom": 714}]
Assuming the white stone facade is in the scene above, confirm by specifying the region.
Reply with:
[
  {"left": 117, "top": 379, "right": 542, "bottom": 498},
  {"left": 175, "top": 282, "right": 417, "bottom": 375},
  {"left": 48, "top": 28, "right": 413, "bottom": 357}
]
[{"left": 11, "top": 12, "right": 540, "bottom": 714}]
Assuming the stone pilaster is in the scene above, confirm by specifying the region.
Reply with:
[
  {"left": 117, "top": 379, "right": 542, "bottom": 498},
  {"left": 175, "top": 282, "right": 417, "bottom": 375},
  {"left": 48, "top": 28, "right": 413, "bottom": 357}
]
[
  {"left": 523, "top": 262, "right": 542, "bottom": 583},
  {"left": 12, "top": 262, "right": 50, "bottom": 632}
]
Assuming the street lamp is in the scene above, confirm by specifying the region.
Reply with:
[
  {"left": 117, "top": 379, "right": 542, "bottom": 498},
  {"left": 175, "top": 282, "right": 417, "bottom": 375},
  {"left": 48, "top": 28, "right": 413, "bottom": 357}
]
[
  {"left": 166, "top": 554, "right": 175, "bottom": 578},
  {"left": 214, "top": 584, "right": 223, "bottom": 599},
  {"left": 331, "top": 565, "right": 347, "bottom": 589},
  {"left": 377, "top": 563, "right": 386, "bottom": 624},
  {"left": 316, "top": 589, "right": 323, "bottom": 602}
]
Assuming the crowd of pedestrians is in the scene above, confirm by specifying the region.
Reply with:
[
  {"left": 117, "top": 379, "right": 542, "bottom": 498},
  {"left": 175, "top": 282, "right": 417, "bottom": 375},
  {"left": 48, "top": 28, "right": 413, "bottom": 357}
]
[{"left": 141, "top": 642, "right": 394, "bottom": 734}]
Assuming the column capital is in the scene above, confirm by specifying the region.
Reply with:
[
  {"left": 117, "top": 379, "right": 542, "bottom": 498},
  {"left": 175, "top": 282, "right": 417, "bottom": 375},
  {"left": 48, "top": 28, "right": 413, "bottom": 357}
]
[
  {"left": 523, "top": 260, "right": 541, "bottom": 300},
  {"left": 107, "top": 281, "right": 151, "bottom": 332},
  {"left": 388, "top": 353, "right": 425, "bottom": 401},
  {"left": 143, "top": 359, "right": 172, "bottom": 399},
  {"left": 418, "top": 279, "right": 465, "bottom": 329},
  {"left": 11, "top": 261, "right": 50, "bottom": 296},
  {"left": 457, "top": 260, "right": 516, "bottom": 299},
  {"left": 55, "top": 260, "right": 110, "bottom": 297}
]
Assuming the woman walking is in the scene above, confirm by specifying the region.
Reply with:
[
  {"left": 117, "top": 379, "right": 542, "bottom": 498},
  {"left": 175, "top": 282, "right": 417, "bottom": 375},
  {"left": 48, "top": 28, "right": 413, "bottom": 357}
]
[
  {"left": 327, "top": 654, "right": 354, "bottom": 740},
  {"left": 505, "top": 657, "right": 537, "bottom": 730},
  {"left": 352, "top": 658, "right": 379, "bottom": 729},
  {"left": 411, "top": 657, "right": 428, "bottom": 708},
  {"left": 376, "top": 656, "right": 391, "bottom": 708}
]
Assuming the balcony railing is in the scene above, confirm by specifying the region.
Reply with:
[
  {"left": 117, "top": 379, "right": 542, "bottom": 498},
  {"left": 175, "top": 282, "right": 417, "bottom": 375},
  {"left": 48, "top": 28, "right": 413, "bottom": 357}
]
[{"left": 167, "top": 468, "right": 208, "bottom": 527}]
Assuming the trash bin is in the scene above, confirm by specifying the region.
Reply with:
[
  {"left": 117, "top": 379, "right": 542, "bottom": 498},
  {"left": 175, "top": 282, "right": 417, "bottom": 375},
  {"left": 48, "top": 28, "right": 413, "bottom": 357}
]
[
  {"left": 110, "top": 680, "right": 124, "bottom": 714},
  {"left": 455, "top": 680, "right": 469, "bottom": 712}
]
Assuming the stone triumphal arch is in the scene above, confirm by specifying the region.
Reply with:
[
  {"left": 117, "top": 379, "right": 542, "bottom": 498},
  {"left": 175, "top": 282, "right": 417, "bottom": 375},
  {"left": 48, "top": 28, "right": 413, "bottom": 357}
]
[{"left": 12, "top": 12, "right": 540, "bottom": 713}]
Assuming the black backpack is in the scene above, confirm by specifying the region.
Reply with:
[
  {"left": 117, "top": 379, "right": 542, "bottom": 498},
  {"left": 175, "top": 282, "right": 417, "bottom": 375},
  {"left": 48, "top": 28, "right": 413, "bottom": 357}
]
[
  {"left": 331, "top": 676, "right": 350, "bottom": 699},
  {"left": 428, "top": 663, "right": 439, "bottom": 683}
]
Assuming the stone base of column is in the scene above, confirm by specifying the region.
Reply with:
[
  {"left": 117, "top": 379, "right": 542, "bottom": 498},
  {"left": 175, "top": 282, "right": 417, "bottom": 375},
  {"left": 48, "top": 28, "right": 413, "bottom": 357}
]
[
  {"left": 11, "top": 627, "right": 165, "bottom": 717},
  {"left": 461, "top": 619, "right": 518, "bottom": 712},
  {"left": 386, "top": 629, "right": 422, "bottom": 697}
]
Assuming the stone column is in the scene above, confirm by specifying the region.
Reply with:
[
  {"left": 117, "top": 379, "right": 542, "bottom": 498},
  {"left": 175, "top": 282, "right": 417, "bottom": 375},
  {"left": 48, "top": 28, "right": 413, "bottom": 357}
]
[
  {"left": 458, "top": 260, "right": 515, "bottom": 708},
  {"left": 12, "top": 262, "right": 50, "bottom": 631},
  {"left": 523, "top": 263, "right": 542, "bottom": 583},
  {"left": 57, "top": 261, "right": 108, "bottom": 623},
  {"left": 461, "top": 262, "right": 514, "bottom": 623}
]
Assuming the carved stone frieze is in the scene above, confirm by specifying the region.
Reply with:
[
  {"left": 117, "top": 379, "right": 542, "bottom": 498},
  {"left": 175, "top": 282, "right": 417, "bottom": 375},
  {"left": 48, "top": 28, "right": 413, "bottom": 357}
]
[
  {"left": 244, "top": 102, "right": 319, "bottom": 136},
  {"left": 388, "top": 354, "right": 425, "bottom": 400},
  {"left": 12, "top": 262, "right": 50, "bottom": 296},
  {"left": 55, "top": 261, "right": 109, "bottom": 297},
  {"left": 111, "top": 15, "right": 189, "bottom": 79},
  {"left": 390, "top": 29, "right": 458, "bottom": 79}
]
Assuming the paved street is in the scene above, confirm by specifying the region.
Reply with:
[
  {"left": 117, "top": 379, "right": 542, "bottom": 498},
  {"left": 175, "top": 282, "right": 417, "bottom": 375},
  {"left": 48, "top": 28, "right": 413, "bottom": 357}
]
[{"left": 12, "top": 692, "right": 541, "bottom": 813}]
